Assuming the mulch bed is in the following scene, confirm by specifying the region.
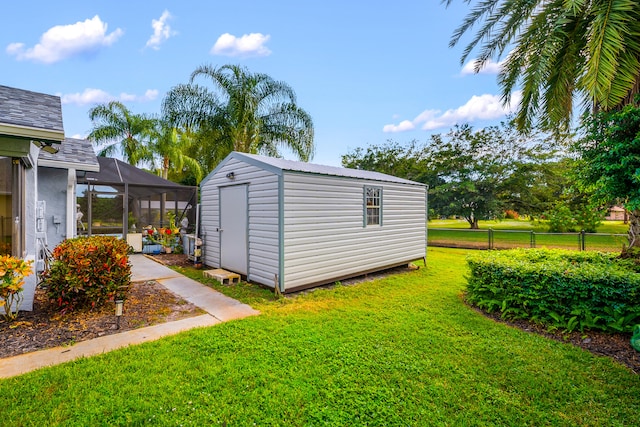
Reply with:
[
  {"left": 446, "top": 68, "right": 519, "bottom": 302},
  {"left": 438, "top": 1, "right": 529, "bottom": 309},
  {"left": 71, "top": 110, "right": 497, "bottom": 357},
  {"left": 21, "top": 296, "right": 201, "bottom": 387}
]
[
  {"left": 0, "top": 278, "right": 203, "bottom": 359},
  {"left": 145, "top": 253, "right": 198, "bottom": 268}
]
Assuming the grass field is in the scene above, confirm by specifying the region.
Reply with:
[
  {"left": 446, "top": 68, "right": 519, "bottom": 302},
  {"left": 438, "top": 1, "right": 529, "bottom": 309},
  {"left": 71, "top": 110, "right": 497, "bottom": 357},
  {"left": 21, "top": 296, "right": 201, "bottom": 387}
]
[
  {"left": 1, "top": 248, "right": 638, "bottom": 426},
  {"left": 428, "top": 219, "right": 629, "bottom": 234},
  {"left": 428, "top": 220, "right": 628, "bottom": 251}
]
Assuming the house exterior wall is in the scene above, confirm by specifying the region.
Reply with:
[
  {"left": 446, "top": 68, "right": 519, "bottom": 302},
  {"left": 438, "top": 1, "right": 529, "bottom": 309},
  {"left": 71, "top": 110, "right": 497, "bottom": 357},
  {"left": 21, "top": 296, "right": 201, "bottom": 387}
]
[
  {"left": 281, "top": 172, "right": 426, "bottom": 291},
  {"left": 38, "top": 167, "right": 68, "bottom": 249},
  {"left": 200, "top": 157, "right": 280, "bottom": 287},
  {"left": 21, "top": 145, "right": 40, "bottom": 311}
]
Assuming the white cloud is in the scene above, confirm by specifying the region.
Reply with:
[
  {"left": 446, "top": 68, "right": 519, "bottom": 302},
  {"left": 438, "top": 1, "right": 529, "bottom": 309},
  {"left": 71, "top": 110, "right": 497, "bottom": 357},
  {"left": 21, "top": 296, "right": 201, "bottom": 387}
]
[
  {"left": 460, "top": 58, "right": 505, "bottom": 76},
  {"left": 382, "top": 120, "right": 415, "bottom": 133},
  {"left": 6, "top": 15, "right": 123, "bottom": 64},
  {"left": 382, "top": 91, "right": 522, "bottom": 133},
  {"left": 211, "top": 32, "right": 271, "bottom": 57},
  {"left": 145, "top": 10, "right": 176, "bottom": 50},
  {"left": 139, "top": 89, "right": 159, "bottom": 101},
  {"left": 60, "top": 88, "right": 158, "bottom": 106}
]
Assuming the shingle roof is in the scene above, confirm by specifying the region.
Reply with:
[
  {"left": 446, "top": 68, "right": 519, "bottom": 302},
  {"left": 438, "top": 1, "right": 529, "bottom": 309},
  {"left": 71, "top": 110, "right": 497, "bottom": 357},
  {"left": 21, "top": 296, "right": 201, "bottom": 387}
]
[
  {"left": 38, "top": 138, "right": 100, "bottom": 172},
  {"left": 0, "top": 85, "right": 64, "bottom": 132},
  {"left": 230, "top": 152, "right": 425, "bottom": 186}
]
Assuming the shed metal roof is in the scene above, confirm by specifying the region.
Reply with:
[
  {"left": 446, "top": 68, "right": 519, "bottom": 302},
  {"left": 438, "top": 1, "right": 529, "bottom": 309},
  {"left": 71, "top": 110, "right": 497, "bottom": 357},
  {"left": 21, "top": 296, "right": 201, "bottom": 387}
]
[
  {"left": 38, "top": 138, "right": 100, "bottom": 172},
  {"left": 0, "top": 85, "right": 64, "bottom": 142},
  {"left": 207, "top": 151, "right": 425, "bottom": 186}
]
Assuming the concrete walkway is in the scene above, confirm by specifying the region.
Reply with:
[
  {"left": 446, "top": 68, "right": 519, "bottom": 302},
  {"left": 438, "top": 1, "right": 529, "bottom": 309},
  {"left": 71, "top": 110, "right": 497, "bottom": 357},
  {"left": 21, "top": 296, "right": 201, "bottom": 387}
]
[{"left": 0, "top": 255, "right": 259, "bottom": 379}]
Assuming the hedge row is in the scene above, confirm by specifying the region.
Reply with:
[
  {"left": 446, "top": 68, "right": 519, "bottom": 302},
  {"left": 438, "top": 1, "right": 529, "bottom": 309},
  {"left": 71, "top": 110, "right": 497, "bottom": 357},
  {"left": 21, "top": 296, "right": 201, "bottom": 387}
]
[{"left": 466, "top": 249, "right": 640, "bottom": 333}]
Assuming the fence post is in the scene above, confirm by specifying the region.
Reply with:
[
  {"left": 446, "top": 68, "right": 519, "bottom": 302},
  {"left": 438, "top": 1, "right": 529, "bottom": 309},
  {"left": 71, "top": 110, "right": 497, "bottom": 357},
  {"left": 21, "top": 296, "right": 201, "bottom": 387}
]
[
  {"left": 530, "top": 231, "right": 535, "bottom": 248},
  {"left": 580, "top": 229, "right": 586, "bottom": 251},
  {"left": 488, "top": 228, "right": 494, "bottom": 250}
]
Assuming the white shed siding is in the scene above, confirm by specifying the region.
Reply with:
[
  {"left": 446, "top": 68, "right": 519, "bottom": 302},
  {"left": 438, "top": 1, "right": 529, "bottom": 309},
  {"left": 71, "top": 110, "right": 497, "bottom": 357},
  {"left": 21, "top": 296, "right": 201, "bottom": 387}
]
[
  {"left": 282, "top": 172, "right": 425, "bottom": 290},
  {"left": 200, "top": 157, "right": 280, "bottom": 287}
]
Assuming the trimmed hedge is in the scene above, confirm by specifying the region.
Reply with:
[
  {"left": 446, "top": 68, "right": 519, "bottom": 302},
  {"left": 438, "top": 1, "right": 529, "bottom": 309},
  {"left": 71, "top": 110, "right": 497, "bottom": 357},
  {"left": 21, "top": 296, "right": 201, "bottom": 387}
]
[
  {"left": 466, "top": 249, "right": 640, "bottom": 333},
  {"left": 41, "top": 236, "right": 131, "bottom": 313}
]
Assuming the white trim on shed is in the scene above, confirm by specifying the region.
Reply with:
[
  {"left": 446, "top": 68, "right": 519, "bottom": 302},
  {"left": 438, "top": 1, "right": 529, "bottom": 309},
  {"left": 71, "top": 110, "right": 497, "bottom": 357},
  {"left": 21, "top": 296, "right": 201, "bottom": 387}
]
[{"left": 200, "top": 152, "right": 427, "bottom": 292}]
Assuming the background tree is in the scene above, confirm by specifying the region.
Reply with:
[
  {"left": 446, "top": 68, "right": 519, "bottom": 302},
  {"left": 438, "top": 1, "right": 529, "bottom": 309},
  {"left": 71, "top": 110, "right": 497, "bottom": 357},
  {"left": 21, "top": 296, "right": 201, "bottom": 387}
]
[
  {"left": 343, "top": 121, "right": 560, "bottom": 227},
  {"left": 341, "top": 140, "right": 440, "bottom": 186},
  {"left": 88, "top": 101, "right": 156, "bottom": 166},
  {"left": 148, "top": 121, "right": 203, "bottom": 183},
  {"left": 444, "top": 0, "right": 640, "bottom": 131},
  {"left": 502, "top": 159, "right": 572, "bottom": 220},
  {"left": 428, "top": 122, "right": 554, "bottom": 228},
  {"left": 163, "top": 64, "right": 315, "bottom": 174},
  {"left": 575, "top": 103, "right": 640, "bottom": 247}
]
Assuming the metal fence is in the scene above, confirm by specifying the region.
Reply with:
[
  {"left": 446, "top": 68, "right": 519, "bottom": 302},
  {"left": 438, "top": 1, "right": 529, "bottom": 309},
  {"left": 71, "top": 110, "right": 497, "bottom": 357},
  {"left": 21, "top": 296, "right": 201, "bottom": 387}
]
[{"left": 428, "top": 228, "right": 628, "bottom": 252}]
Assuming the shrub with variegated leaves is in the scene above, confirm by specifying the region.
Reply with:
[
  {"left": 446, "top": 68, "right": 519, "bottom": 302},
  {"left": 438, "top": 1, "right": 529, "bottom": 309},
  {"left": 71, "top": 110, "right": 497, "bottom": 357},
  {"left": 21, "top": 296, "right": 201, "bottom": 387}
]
[{"left": 41, "top": 236, "right": 131, "bottom": 313}]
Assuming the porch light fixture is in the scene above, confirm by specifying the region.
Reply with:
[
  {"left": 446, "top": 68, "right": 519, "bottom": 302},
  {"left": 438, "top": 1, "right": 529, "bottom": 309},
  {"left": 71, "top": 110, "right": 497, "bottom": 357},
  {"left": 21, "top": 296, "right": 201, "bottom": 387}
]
[
  {"left": 226, "top": 172, "right": 235, "bottom": 179},
  {"left": 115, "top": 299, "right": 124, "bottom": 329}
]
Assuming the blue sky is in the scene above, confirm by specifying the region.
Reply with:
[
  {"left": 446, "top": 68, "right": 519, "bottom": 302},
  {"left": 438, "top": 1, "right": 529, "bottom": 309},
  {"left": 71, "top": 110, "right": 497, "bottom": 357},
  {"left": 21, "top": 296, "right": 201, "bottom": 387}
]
[{"left": 2, "top": 1, "right": 518, "bottom": 167}]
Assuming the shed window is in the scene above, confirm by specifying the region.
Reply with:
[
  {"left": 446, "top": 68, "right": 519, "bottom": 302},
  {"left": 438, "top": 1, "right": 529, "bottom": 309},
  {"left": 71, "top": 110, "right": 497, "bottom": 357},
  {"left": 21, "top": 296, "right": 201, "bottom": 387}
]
[{"left": 365, "top": 186, "right": 382, "bottom": 226}]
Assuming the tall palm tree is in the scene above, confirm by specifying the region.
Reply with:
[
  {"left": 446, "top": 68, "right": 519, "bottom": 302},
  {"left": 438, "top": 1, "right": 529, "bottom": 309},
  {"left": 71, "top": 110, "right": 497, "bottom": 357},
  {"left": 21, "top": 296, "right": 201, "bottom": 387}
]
[
  {"left": 444, "top": 0, "right": 640, "bottom": 131},
  {"left": 149, "top": 121, "right": 203, "bottom": 183},
  {"left": 162, "top": 64, "right": 315, "bottom": 173},
  {"left": 88, "top": 101, "right": 156, "bottom": 166}
]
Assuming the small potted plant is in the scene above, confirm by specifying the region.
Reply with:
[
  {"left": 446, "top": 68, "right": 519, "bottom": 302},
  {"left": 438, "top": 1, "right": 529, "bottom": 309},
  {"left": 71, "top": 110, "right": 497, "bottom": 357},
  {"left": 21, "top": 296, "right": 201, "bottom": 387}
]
[
  {"left": 142, "top": 226, "right": 162, "bottom": 254},
  {"left": 161, "top": 212, "right": 181, "bottom": 253},
  {"left": 162, "top": 228, "right": 175, "bottom": 253}
]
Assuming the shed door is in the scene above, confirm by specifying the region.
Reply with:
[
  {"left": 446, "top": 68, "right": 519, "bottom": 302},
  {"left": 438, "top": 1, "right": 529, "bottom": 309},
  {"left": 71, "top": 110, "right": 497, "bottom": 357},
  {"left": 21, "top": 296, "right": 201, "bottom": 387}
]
[{"left": 220, "top": 185, "right": 248, "bottom": 275}]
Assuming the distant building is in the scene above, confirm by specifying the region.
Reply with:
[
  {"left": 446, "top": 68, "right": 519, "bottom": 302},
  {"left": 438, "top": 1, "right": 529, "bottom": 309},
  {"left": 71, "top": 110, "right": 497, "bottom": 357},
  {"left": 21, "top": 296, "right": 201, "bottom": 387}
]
[{"left": 605, "top": 206, "right": 626, "bottom": 221}]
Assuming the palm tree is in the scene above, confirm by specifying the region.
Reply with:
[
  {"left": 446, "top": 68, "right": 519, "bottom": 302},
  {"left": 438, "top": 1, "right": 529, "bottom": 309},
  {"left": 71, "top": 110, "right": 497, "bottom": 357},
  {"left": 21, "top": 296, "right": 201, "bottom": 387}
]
[
  {"left": 88, "top": 101, "right": 156, "bottom": 166},
  {"left": 162, "top": 64, "right": 315, "bottom": 172},
  {"left": 444, "top": 0, "right": 640, "bottom": 131},
  {"left": 149, "top": 121, "right": 203, "bottom": 183}
]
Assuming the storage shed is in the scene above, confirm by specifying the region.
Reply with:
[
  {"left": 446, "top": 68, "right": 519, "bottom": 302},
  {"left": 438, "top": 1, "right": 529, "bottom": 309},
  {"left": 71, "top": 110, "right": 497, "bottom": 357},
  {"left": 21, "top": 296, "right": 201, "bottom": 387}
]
[{"left": 200, "top": 152, "right": 427, "bottom": 293}]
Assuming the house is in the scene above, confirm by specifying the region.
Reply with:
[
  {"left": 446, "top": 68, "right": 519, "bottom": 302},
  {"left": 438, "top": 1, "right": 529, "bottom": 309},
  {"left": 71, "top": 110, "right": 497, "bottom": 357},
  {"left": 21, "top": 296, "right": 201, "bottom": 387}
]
[
  {"left": 199, "top": 151, "right": 427, "bottom": 293},
  {"left": 38, "top": 138, "right": 100, "bottom": 250},
  {"left": 1, "top": 85, "right": 64, "bottom": 311},
  {"left": 1, "top": 85, "right": 102, "bottom": 313},
  {"left": 605, "top": 205, "right": 626, "bottom": 221}
]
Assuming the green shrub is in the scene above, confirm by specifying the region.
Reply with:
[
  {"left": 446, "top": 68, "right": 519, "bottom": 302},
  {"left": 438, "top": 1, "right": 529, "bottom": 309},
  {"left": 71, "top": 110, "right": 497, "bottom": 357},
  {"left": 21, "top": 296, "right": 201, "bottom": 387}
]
[
  {"left": 546, "top": 203, "right": 604, "bottom": 233},
  {"left": 466, "top": 249, "right": 640, "bottom": 333},
  {"left": 546, "top": 204, "right": 577, "bottom": 232},
  {"left": 42, "top": 236, "right": 131, "bottom": 313}
]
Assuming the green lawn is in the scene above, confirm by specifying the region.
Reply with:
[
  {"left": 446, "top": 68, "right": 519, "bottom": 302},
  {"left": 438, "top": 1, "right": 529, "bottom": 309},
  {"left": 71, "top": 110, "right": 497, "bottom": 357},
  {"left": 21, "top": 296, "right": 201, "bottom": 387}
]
[
  {"left": 2, "top": 248, "right": 638, "bottom": 426},
  {"left": 429, "top": 218, "right": 629, "bottom": 234},
  {"left": 428, "top": 220, "right": 628, "bottom": 251}
]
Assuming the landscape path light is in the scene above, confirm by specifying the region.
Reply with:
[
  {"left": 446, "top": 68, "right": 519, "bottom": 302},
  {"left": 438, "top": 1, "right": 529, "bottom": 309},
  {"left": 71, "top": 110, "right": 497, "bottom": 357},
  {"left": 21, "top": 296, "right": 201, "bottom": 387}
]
[{"left": 115, "top": 299, "right": 124, "bottom": 329}]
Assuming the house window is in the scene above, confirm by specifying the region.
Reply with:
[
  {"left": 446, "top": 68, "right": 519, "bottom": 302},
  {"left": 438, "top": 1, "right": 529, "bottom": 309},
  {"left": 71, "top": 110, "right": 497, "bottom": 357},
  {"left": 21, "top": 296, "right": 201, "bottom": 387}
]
[
  {"left": 364, "top": 186, "right": 382, "bottom": 226},
  {"left": 0, "top": 157, "right": 24, "bottom": 256}
]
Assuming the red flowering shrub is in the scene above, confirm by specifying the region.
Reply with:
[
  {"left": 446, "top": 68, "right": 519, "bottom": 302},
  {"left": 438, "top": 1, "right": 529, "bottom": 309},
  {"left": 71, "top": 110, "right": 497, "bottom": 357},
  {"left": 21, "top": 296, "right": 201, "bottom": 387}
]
[
  {"left": 41, "top": 236, "right": 131, "bottom": 313},
  {"left": 504, "top": 209, "right": 520, "bottom": 220}
]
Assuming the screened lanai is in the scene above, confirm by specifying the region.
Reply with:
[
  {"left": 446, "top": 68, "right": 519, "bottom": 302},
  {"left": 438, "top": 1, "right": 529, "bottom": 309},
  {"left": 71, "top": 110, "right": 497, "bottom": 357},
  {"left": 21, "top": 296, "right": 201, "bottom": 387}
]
[{"left": 76, "top": 157, "right": 197, "bottom": 239}]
